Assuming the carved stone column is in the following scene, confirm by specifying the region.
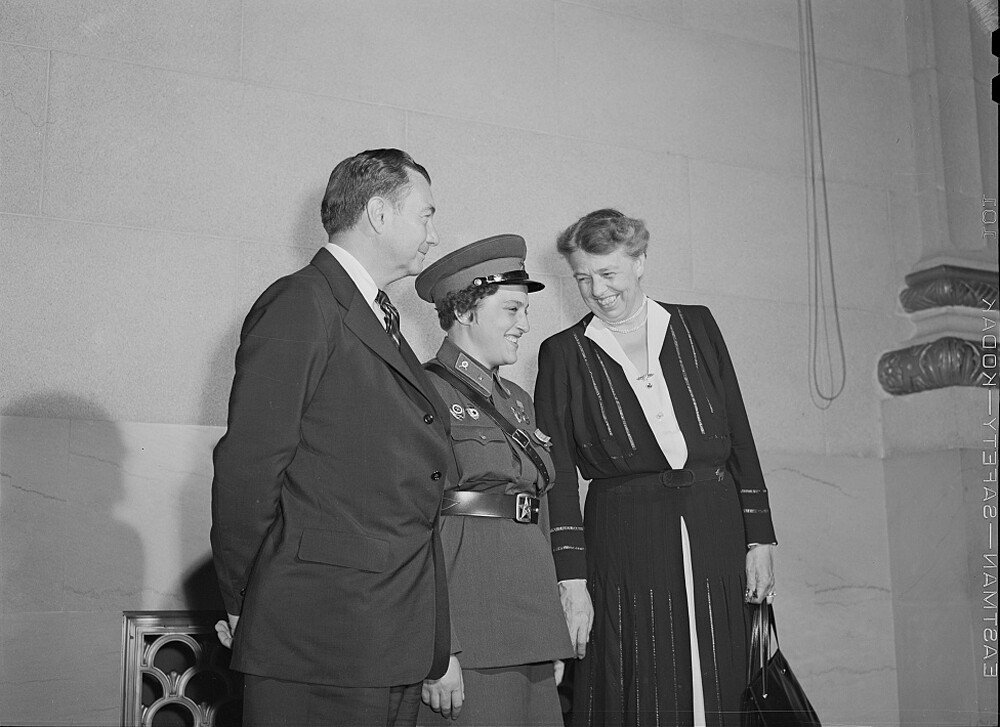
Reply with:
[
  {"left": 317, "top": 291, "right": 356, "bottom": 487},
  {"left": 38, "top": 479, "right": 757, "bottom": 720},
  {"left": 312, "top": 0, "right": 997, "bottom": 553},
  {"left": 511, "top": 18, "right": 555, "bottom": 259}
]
[{"left": 879, "top": 3, "right": 998, "bottom": 724}]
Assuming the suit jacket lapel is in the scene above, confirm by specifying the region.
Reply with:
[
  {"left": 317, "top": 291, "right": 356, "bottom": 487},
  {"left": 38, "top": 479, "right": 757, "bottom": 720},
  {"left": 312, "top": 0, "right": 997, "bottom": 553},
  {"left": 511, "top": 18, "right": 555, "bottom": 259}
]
[{"left": 310, "top": 249, "right": 429, "bottom": 402}]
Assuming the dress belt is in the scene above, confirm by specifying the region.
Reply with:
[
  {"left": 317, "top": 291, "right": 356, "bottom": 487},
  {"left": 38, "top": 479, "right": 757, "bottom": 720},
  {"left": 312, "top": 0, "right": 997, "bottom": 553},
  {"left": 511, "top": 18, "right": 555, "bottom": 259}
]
[
  {"left": 440, "top": 490, "right": 540, "bottom": 524},
  {"left": 591, "top": 465, "right": 727, "bottom": 493}
]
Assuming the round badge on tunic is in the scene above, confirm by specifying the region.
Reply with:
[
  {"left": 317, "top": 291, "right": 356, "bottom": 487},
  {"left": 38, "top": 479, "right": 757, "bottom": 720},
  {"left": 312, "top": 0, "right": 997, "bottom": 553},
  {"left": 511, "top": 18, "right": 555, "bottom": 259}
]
[
  {"left": 450, "top": 404, "right": 466, "bottom": 420},
  {"left": 467, "top": 407, "right": 480, "bottom": 420}
]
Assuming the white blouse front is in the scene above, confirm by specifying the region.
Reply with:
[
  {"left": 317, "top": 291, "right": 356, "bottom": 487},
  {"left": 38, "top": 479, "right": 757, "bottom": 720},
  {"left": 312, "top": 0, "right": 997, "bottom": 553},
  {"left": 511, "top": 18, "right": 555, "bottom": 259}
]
[{"left": 584, "top": 298, "right": 689, "bottom": 469}]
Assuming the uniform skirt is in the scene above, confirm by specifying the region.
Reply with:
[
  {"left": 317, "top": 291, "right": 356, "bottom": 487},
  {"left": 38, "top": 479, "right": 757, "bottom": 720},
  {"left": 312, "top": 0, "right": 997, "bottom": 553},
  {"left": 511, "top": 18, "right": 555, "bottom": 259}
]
[
  {"left": 417, "top": 661, "right": 563, "bottom": 727},
  {"left": 572, "top": 471, "right": 751, "bottom": 727}
]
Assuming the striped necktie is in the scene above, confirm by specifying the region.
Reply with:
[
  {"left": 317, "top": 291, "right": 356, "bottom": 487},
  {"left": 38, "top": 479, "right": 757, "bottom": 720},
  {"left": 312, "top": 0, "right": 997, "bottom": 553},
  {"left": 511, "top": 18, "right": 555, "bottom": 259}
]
[{"left": 375, "top": 289, "right": 401, "bottom": 348}]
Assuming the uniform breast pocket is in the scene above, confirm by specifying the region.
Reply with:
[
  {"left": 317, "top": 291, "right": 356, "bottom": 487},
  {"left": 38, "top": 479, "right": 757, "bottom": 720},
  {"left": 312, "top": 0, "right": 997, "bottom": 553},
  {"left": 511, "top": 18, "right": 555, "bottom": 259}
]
[
  {"left": 449, "top": 423, "right": 515, "bottom": 481},
  {"left": 450, "top": 423, "right": 505, "bottom": 447}
]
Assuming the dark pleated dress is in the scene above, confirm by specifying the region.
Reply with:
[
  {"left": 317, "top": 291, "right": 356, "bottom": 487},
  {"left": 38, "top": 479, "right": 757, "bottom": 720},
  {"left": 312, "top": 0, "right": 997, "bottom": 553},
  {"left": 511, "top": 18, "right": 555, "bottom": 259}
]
[{"left": 535, "top": 303, "right": 777, "bottom": 727}]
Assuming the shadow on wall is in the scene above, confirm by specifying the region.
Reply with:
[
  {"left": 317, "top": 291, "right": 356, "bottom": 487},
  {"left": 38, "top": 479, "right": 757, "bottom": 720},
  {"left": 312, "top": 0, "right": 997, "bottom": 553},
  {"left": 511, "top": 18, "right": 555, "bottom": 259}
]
[{"left": 1, "top": 393, "right": 147, "bottom": 617}]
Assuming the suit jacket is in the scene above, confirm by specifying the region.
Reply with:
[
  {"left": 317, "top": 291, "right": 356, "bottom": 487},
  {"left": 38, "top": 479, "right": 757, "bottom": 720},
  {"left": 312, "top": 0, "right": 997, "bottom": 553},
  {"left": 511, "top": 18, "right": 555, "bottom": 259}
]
[
  {"left": 211, "top": 248, "right": 452, "bottom": 687},
  {"left": 535, "top": 302, "right": 777, "bottom": 581}
]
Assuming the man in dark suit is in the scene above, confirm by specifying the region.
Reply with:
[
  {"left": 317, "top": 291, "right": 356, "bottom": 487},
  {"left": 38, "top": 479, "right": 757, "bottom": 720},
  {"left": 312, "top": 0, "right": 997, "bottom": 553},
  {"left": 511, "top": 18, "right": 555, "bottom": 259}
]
[{"left": 211, "top": 149, "right": 455, "bottom": 726}]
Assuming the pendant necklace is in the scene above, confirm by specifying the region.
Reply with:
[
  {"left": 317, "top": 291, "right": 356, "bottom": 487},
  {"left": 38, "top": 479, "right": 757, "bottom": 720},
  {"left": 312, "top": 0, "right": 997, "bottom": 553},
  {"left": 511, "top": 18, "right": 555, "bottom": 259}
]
[
  {"left": 635, "top": 333, "right": 655, "bottom": 388},
  {"left": 605, "top": 300, "right": 655, "bottom": 388}
]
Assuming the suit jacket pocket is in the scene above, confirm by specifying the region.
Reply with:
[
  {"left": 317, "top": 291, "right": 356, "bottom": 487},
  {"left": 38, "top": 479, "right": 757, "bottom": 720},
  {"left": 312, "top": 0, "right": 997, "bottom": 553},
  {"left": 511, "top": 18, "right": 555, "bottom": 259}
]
[{"left": 297, "top": 527, "right": 390, "bottom": 573}]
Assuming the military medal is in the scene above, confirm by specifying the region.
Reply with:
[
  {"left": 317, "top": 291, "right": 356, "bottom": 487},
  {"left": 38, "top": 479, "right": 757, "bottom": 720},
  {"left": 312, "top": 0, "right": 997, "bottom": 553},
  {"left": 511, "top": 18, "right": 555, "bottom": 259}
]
[
  {"left": 512, "top": 400, "right": 528, "bottom": 424},
  {"left": 450, "top": 404, "right": 466, "bottom": 420}
]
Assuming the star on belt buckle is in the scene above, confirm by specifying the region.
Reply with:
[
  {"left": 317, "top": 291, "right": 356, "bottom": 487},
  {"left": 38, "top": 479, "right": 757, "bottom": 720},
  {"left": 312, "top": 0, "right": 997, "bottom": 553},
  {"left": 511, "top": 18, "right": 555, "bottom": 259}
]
[{"left": 514, "top": 493, "right": 539, "bottom": 524}]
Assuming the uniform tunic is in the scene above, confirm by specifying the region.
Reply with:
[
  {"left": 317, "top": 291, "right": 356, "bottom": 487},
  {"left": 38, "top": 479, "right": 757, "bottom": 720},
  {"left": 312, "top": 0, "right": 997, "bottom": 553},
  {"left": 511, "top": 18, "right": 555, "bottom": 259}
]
[
  {"left": 418, "top": 338, "right": 574, "bottom": 726},
  {"left": 535, "top": 303, "right": 777, "bottom": 727}
]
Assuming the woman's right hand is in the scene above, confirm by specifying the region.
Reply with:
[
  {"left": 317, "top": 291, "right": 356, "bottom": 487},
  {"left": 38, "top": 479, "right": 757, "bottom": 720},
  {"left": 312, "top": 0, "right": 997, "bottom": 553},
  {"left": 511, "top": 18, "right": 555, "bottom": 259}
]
[
  {"left": 421, "top": 655, "right": 464, "bottom": 720},
  {"left": 558, "top": 579, "right": 594, "bottom": 658}
]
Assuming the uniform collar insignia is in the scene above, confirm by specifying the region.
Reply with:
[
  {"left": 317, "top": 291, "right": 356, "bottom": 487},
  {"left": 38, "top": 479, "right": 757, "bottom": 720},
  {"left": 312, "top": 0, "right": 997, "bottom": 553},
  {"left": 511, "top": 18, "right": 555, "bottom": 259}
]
[{"left": 436, "top": 338, "right": 494, "bottom": 397}]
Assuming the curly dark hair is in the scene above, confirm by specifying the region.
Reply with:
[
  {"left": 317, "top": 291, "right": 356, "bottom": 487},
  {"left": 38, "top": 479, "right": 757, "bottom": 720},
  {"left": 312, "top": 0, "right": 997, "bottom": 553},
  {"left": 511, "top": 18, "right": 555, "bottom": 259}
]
[{"left": 436, "top": 283, "right": 500, "bottom": 331}]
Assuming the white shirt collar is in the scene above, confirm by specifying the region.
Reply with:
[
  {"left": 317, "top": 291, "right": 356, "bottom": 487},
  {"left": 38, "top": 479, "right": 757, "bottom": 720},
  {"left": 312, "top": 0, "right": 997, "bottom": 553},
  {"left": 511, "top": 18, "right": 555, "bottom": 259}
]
[
  {"left": 324, "top": 242, "right": 381, "bottom": 318},
  {"left": 585, "top": 297, "right": 670, "bottom": 370}
]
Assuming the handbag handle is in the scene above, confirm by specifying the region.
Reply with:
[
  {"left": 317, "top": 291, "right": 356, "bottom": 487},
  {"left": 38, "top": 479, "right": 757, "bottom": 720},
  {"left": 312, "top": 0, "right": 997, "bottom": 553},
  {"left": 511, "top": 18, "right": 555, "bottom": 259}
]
[{"left": 747, "top": 603, "right": 781, "bottom": 694}]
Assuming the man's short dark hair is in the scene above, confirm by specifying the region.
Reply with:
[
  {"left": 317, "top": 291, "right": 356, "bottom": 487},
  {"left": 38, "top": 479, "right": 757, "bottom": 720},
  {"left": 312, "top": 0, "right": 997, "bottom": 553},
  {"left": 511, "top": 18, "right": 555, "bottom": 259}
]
[{"left": 321, "top": 149, "right": 431, "bottom": 236}]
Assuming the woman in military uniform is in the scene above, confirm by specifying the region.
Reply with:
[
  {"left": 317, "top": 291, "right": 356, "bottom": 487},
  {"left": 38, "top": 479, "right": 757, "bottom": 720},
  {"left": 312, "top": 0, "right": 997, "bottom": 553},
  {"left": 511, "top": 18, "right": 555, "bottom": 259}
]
[{"left": 415, "top": 235, "right": 574, "bottom": 726}]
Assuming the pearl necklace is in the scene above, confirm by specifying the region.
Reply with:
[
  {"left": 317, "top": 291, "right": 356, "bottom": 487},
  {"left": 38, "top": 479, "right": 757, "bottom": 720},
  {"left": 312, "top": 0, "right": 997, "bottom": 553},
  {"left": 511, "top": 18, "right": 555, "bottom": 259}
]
[{"left": 600, "top": 300, "right": 648, "bottom": 335}]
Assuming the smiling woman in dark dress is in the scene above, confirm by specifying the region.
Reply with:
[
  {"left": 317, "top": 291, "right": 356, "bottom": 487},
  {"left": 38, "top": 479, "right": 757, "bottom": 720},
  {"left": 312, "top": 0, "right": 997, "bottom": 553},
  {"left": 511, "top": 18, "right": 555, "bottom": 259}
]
[{"left": 534, "top": 209, "right": 778, "bottom": 727}]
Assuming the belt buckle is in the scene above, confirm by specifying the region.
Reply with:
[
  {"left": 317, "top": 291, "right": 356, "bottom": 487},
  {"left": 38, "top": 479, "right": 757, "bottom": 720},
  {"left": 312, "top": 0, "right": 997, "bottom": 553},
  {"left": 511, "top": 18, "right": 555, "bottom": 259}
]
[
  {"left": 661, "top": 469, "right": 695, "bottom": 486},
  {"left": 511, "top": 428, "right": 530, "bottom": 449},
  {"left": 514, "top": 493, "right": 538, "bottom": 523}
]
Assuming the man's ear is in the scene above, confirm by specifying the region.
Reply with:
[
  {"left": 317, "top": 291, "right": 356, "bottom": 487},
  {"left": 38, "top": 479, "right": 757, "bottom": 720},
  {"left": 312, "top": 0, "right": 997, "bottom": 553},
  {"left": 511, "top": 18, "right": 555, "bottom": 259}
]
[{"left": 365, "top": 196, "right": 388, "bottom": 233}]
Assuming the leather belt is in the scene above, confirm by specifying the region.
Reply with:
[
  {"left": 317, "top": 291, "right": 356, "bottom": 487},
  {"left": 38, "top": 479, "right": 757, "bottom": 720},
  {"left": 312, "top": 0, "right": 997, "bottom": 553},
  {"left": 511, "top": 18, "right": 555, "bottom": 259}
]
[
  {"left": 592, "top": 466, "right": 727, "bottom": 493},
  {"left": 440, "top": 491, "right": 540, "bottom": 524}
]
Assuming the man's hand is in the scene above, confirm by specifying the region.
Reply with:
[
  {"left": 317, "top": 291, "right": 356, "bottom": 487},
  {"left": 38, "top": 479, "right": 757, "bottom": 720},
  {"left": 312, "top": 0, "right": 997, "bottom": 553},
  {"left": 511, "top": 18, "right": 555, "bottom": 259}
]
[
  {"left": 215, "top": 613, "right": 239, "bottom": 648},
  {"left": 559, "top": 579, "right": 593, "bottom": 659},
  {"left": 553, "top": 659, "right": 565, "bottom": 687},
  {"left": 421, "top": 655, "right": 464, "bottom": 719}
]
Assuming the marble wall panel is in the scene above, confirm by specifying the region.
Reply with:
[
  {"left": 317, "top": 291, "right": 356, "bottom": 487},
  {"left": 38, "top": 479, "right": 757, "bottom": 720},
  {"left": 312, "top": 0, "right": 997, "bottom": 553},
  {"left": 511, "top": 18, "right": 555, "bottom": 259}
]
[
  {"left": 242, "top": 0, "right": 558, "bottom": 133},
  {"left": 561, "top": 0, "right": 684, "bottom": 27},
  {"left": 551, "top": 139, "right": 692, "bottom": 294},
  {"left": 0, "top": 611, "right": 121, "bottom": 726},
  {"left": 818, "top": 309, "right": 904, "bottom": 457},
  {"left": 825, "top": 181, "right": 898, "bottom": 315},
  {"left": 556, "top": 3, "right": 803, "bottom": 175},
  {"left": 887, "top": 190, "right": 924, "bottom": 294},
  {"left": 688, "top": 160, "right": 807, "bottom": 305},
  {"left": 929, "top": 0, "right": 976, "bottom": 79},
  {"left": 1, "top": 415, "right": 223, "bottom": 617},
  {"left": 1, "top": 467, "right": 69, "bottom": 613},
  {"left": 42, "top": 53, "right": 406, "bottom": 242},
  {"left": 885, "top": 450, "right": 970, "bottom": 601},
  {"left": 685, "top": 0, "right": 908, "bottom": 76},
  {"left": 0, "top": 43, "right": 47, "bottom": 215},
  {"left": 0, "top": 215, "right": 240, "bottom": 425},
  {"left": 881, "top": 388, "right": 987, "bottom": 456},
  {"left": 682, "top": 0, "right": 799, "bottom": 51},
  {"left": 759, "top": 451, "right": 899, "bottom": 725},
  {"left": 814, "top": 58, "right": 916, "bottom": 193},
  {"left": 403, "top": 113, "right": 566, "bottom": 274},
  {"left": 0, "top": 0, "right": 242, "bottom": 77},
  {"left": 893, "top": 600, "right": 980, "bottom": 726}
]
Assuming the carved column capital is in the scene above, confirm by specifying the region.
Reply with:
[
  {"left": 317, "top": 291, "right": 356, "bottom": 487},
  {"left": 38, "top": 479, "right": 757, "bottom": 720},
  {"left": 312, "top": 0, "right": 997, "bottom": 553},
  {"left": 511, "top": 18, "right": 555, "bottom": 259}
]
[
  {"left": 878, "top": 336, "right": 991, "bottom": 395},
  {"left": 899, "top": 264, "right": 999, "bottom": 313}
]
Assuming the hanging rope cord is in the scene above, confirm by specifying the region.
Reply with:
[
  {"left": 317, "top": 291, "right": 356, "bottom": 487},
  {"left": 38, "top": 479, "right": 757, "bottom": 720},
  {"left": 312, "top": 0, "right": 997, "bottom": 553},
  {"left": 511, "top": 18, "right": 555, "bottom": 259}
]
[{"left": 798, "top": 0, "right": 847, "bottom": 408}]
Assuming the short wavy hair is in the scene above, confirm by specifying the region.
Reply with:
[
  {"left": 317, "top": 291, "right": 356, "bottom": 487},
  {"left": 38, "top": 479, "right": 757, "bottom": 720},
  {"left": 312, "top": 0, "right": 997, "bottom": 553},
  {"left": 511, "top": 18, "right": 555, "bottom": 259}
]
[
  {"left": 436, "top": 283, "right": 500, "bottom": 331},
  {"left": 321, "top": 149, "right": 431, "bottom": 236},
  {"left": 555, "top": 208, "right": 649, "bottom": 259}
]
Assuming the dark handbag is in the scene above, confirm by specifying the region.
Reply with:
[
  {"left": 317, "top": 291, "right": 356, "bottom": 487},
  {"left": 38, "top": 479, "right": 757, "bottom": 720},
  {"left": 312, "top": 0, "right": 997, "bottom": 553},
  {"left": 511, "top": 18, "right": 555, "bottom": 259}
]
[{"left": 742, "top": 603, "right": 821, "bottom": 726}]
